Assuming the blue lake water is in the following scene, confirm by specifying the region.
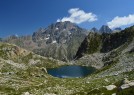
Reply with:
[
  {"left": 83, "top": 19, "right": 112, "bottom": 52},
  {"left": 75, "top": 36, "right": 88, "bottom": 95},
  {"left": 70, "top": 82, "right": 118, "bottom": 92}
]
[{"left": 47, "top": 65, "right": 96, "bottom": 78}]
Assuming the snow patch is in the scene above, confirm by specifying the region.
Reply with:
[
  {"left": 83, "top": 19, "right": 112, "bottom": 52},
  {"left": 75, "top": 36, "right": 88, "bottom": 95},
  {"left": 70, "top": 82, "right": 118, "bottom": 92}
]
[
  {"left": 56, "top": 27, "right": 59, "bottom": 30},
  {"left": 52, "top": 40, "right": 57, "bottom": 43},
  {"left": 45, "top": 37, "right": 49, "bottom": 40}
]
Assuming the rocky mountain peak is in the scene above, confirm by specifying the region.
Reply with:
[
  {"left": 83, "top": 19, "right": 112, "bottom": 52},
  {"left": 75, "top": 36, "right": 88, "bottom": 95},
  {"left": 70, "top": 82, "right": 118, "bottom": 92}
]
[
  {"left": 51, "top": 21, "right": 77, "bottom": 30},
  {"left": 99, "top": 25, "right": 112, "bottom": 33},
  {"left": 31, "top": 21, "right": 88, "bottom": 61},
  {"left": 32, "top": 21, "right": 86, "bottom": 43},
  {"left": 90, "top": 27, "right": 99, "bottom": 32}
]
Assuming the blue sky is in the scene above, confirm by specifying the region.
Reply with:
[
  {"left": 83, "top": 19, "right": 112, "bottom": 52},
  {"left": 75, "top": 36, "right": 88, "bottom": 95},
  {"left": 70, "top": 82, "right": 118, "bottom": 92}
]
[{"left": 0, "top": 0, "right": 134, "bottom": 38}]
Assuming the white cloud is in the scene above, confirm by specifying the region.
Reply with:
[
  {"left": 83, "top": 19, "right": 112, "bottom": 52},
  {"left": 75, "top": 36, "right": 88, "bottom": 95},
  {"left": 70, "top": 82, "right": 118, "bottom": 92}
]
[
  {"left": 57, "top": 8, "right": 97, "bottom": 24},
  {"left": 107, "top": 14, "right": 134, "bottom": 29}
]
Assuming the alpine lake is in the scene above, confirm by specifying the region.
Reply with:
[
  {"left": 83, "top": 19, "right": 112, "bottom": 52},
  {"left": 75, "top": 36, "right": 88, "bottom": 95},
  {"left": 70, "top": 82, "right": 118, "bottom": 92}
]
[{"left": 47, "top": 65, "right": 96, "bottom": 78}]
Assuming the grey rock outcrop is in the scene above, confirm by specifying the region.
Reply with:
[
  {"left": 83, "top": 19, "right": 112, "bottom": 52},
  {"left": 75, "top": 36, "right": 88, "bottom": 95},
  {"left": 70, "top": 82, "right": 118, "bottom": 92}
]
[{"left": 99, "top": 25, "right": 112, "bottom": 33}]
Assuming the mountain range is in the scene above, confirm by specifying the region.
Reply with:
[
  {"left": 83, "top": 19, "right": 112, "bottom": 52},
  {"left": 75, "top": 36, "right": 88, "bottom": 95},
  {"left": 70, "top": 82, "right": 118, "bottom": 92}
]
[
  {"left": 0, "top": 22, "right": 133, "bottom": 95},
  {"left": 1, "top": 21, "right": 121, "bottom": 61},
  {"left": 2, "top": 21, "right": 88, "bottom": 61}
]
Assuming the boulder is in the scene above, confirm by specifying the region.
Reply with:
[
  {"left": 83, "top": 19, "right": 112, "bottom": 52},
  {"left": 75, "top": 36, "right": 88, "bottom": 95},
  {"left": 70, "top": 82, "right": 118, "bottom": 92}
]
[{"left": 105, "top": 85, "right": 116, "bottom": 90}]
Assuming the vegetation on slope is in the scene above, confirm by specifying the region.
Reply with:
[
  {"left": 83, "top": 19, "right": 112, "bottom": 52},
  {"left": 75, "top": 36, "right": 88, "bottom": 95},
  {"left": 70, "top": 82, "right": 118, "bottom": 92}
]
[
  {"left": 0, "top": 25, "right": 134, "bottom": 95},
  {"left": 75, "top": 25, "right": 134, "bottom": 59}
]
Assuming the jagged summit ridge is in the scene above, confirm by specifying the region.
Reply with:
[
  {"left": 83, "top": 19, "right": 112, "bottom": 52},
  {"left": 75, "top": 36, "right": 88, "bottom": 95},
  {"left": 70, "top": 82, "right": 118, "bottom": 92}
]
[
  {"left": 99, "top": 25, "right": 112, "bottom": 33},
  {"left": 90, "top": 25, "right": 113, "bottom": 33},
  {"left": 32, "top": 21, "right": 87, "bottom": 44}
]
